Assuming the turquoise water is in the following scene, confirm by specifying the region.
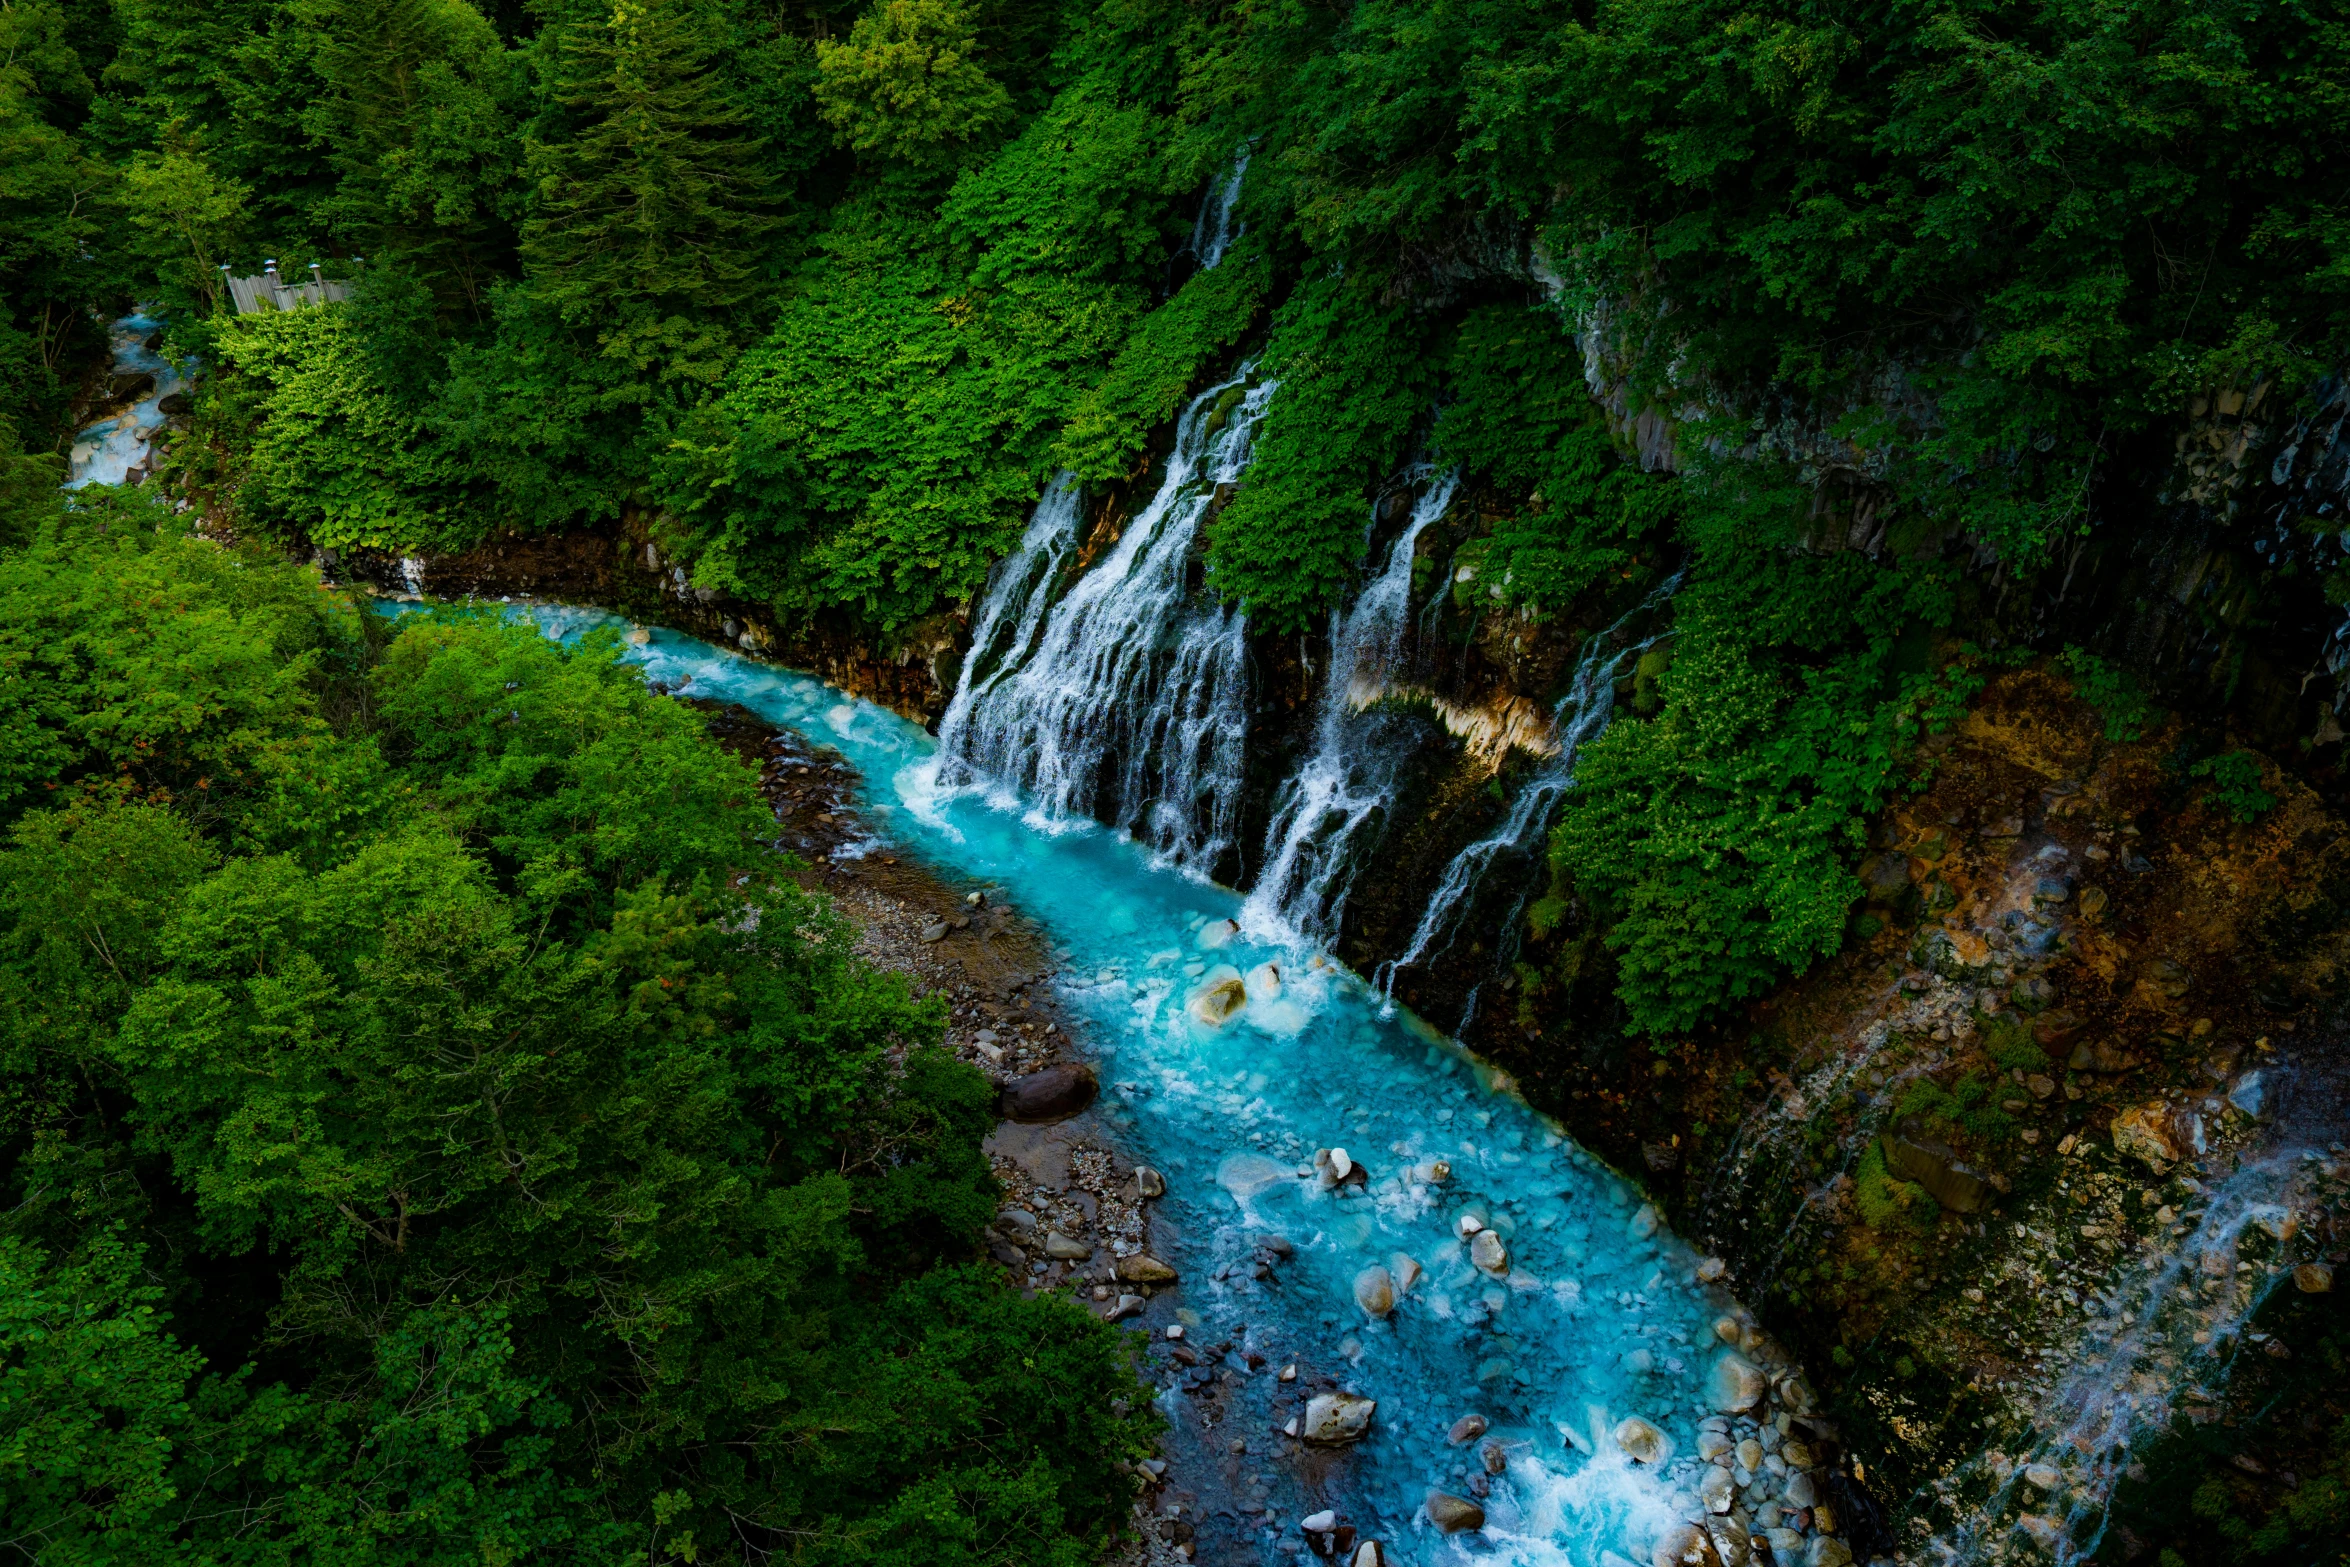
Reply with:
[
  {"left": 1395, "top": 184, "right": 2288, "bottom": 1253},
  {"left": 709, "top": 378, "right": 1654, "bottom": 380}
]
[{"left": 454, "top": 605, "right": 1762, "bottom": 1567}]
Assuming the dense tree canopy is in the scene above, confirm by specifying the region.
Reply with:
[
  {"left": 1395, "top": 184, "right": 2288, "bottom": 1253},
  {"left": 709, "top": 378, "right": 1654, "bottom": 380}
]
[{"left": 0, "top": 505, "right": 1153, "bottom": 1562}]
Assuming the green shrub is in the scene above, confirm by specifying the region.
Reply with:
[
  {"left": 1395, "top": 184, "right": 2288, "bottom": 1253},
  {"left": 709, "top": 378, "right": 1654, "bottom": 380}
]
[{"left": 2192, "top": 748, "right": 2279, "bottom": 824}]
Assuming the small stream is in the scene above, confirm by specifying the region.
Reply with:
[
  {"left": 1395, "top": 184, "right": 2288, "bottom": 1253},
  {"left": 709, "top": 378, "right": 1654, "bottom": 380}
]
[
  {"left": 67, "top": 312, "right": 182, "bottom": 489},
  {"left": 441, "top": 604, "right": 1815, "bottom": 1567}
]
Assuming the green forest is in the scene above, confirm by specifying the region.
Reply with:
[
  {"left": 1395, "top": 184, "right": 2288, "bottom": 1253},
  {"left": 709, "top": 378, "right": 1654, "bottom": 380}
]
[
  {"left": 5, "top": 0, "right": 2344, "bottom": 1041},
  {"left": 4, "top": 0, "right": 2349, "bottom": 1557}
]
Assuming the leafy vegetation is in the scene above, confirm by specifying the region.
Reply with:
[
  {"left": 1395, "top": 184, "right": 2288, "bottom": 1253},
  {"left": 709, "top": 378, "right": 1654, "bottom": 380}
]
[{"left": 0, "top": 506, "right": 1152, "bottom": 1562}]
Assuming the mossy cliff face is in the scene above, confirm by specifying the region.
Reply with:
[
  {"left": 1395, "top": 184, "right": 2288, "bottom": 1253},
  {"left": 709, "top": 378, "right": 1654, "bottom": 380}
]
[{"left": 1462, "top": 658, "right": 2350, "bottom": 1559}]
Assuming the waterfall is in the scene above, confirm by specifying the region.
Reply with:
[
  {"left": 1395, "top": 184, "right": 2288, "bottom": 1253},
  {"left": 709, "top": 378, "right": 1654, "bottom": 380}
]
[
  {"left": 1188, "top": 148, "right": 1249, "bottom": 270},
  {"left": 1377, "top": 572, "right": 1682, "bottom": 997},
  {"left": 1239, "top": 470, "right": 1458, "bottom": 944},
  {"left": 934, "top": 474, "right": 1083, "bottom": 748},
  {"left": 936, "top": 368, "right": 1275, "bottom": 872}
]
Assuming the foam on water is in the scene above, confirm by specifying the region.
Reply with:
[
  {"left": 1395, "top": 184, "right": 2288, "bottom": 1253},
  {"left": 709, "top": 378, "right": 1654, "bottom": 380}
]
[
  {"left": 418, "top": 603, "right": 1784, "bottom": 1566},
  {"left": 935, "top": 369, "right": 1271, "bottom": 874}
]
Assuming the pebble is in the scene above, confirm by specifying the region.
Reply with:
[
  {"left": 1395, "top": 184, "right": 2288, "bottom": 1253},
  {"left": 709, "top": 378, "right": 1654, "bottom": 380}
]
[
  {"left": 1782, "top": 1471, "right": 1818, "bottom": 1509},
  {"left": 1301, "top": 1510, "right": 1336, "bottom": 1533},
  {"left": 1736, "top": 1437, "right": 1763, "bottom": 1471},
  {"left": 1134, "top": 1165, "right": 1166, "bottom": 1198},
  {"left": 1116, "top": 1254, "right": 1178, "bottom": 1284},
  {"left": 1697, "top": 1429, "right": 1733, "bottom": 1462},
  {"left": 1447, "top": 1413, "right": 1489, "bottom": 1446},
  {"left": 1353, "top": 1265, "right": 1397, "bottom": 1318},
  {"left": 2297, "top": 1263, "right": 2334, "bottom": 1293},
  {"left": 919, "top": 921, "right": 949, "bottom": 943},
  {"left": 1351, "top": 1544, "right": 1384, "bottom": 1567},
  {"left": 1479, "top": 1438, "right": 1508, "bottom": 1475},
  {"left": 1388, "top": 1252, "right": 1424, "bottom": 1294},
  {"left": 1043, "top": 1231, "right": 1093, "bottom": 1260},
  {"left": 1105, "top": 1294, "right": 1146, "bottom": 1321},
  {"left": 1469, "top": 1229, "right": 1509, "bottom": 1275}
]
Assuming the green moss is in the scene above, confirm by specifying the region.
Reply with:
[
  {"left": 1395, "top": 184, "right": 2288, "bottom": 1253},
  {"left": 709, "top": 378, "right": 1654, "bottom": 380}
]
[{"left": 1855, "top": 1141, "right": 1938, "bottom": 1237}]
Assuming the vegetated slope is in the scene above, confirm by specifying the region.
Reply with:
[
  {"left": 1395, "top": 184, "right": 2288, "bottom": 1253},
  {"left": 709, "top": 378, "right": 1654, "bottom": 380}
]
[{"left": 0, "top": 495, "right": 1152, "bottom": 1562}]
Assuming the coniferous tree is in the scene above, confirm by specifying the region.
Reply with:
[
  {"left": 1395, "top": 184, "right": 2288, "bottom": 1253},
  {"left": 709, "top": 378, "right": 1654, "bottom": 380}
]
[
  {"left": 296, "top": 0, "right": 524, "bottom": 318},
  {"left": 520, "top": 0, "right": 778, "bottom": 385}
]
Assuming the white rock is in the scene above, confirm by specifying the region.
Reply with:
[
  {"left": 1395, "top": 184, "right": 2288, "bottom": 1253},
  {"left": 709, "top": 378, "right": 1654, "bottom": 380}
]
[
  {"left": 1351, "top": 1543, "right": 1384, "bottom": 1567},
  {"left": 2023, "top": 1463, "right": 2061, "bottom": 1491},
  {"left": 1353, "top": 1265, "right": 1396, "bottom": 1318},
  {"left": 1197, "top": 918, "right": 1239, "bottom": 949},
  {"left": 1330, "top": 1146, "right": 1353, "bottom": 1180},
  {"left": 1246, "top": 960, "right": 1284, "bottom": 1001},
  {"left": 1630, "top": 1203, "right": 1660, "bottom": 1239},
  {"left": 1302, "top": 1393, "right": 1377, "bottom": 1445},
  {"left": 1782, "top": 1471, "right": 1817, "bottom": 1509},
  {"left": 1699, "top": 1465, "right": 1735, "bottom": 1513},
  {"left": 1388, "top": 1252, "right": 1424, "bottom": 1294},
  {"left": 1469, "top": 1228, "right": 1509, "bottom": 1275},
  {"left": 1696, "top": 1429, "right": 1733, "bottom": 1462},
  {"left": 1301, "top": 1510, "right": 1336, "bottom": 1533},
  {"left": 1457, "top": 1212, "right": 1486, "bottom": 1237},
  {"left": 1709, "top": 1517, "right": 1753, "bottom": 1567},
  {"left": 1613, "top": 1416, "right": 1670, "bottom": 1464}
]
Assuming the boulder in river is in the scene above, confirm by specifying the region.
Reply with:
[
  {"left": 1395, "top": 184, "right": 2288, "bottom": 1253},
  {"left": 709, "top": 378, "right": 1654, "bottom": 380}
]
[
  {"left": 1197, "top": 918, "right": 1239, "bottom": 949},
  {"left": 1189, "top": 974, "right": 1248, "bottom": 1026},
  {"left": 2298, "top": 1262, "right": 2335, "bottom": 1293},
  {"left": 1043, "top": 1232, "right": 1093, "bottom": 1260},
  {"left": 1425, "top": 1492, "right": 1485, "bottom": 1534},
  {"left": 1350, "top": 1544, "right": 1384, "bottom": 1567},
  {"left": 1612, "top": 1416, "right": 1669, "bottom": 1464},
  {"left": 1708, "top": 1351, "right": 1769, "bottom": 1413},
  {"left": 1352, "top": 1265, "right": 1396, "bottom": 1318},
  {"left": 1133, "top": 1165, "right": 1166, "bottom": 1198},
  {"left": 1469, "top": 1228, "right": 1509, "bottom": 1275},
  {"left": 1246, "top": 960, "right": 1283, "bottom": 1000},
  {"left": 1388, "top": 1252, "right": 1423, "bottom": 1294},
  {"left": 1447, "top": 1413, "right": 1488, "bottom": 1446},
  {"left": 1001, "top": 1064, "right": 1097, "bottom": 1122},
  {"left": 1653, "top": 1523, "right": 1716, "bottom": 1566},
  {"left": 1302, "top": 1392, "right": 1377, "bottom": 1445}
]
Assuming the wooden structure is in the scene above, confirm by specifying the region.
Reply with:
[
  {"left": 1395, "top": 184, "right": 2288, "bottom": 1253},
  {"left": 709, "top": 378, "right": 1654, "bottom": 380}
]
[{"left": 224, "top": 260, "right": 353, "bottom": 315}]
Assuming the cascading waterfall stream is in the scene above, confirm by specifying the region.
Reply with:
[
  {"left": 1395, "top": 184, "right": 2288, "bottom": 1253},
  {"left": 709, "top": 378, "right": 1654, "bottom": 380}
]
[
  {"left": 933, "top": 474, "right": 1084, "bottom": 747},
  {"left": 1916, "top": 1144, "right": 2323, "bottom": 1566},
  {"left": 936, "top": 369, "right": 1273, "bottom": 873},
  {"left": 1241, "top": 470, "right": 1460, "bottom": 945},
  {"left": 394, "top": 600, "right": 1839, "bottom": 1567},
  {"left": 1377, "top": 573, "right": 1683, "bottom": 1000},
  {"left": 1189, "top": 147, "right": 1250, "bottom": 270}
]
